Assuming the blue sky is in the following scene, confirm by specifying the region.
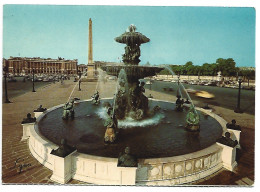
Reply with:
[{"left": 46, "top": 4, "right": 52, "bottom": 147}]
[{"left": 3, "top": 5, "right": 255, "bottom": 67}]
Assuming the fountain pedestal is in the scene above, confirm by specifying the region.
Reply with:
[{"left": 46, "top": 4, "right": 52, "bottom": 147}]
[
  {"left": 117, "top": 167, "right": 138, "bottom": 185},
  {"left": 217, "top": 142, "right": 237, "bottom": 171},
  {"left": 227, "top": 129, "right": 241, "bottom": 149},
  {"left": 50, "top": 150, "right": 77, "bottom": 184},
  {"left": 86, "top": 63, "right": 98, "bottom": 82},
  {"left": 21, "top": 122, "right": 35, "bottom": 141},
  {"left": 34, "top": 111, "right": 44, "bottom": 119}
]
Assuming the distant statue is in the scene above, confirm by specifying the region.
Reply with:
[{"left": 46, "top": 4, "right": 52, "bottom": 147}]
[
  {"left": 128, "top": 24, "right": 137, "bottom": 32},
  {"left": 91, "top": 91, "right": 100, "bottom": 105},
  {"left": 118, "top": 147, "right": 138, "bottom": 167},
  {"left": 226, "top": 119, "right": 241, "bottom": 131},
  {"left": 184, "top": 98, "right": 191, "bottom": 104},
  {"left": 34, "top": 105, "right": 47, "bottom": 112},
  {"left": 217, "top": 132, "right": 238, "bottom": 148},
  {"left": 21, "top": 113, "right": 36, "bottom": 124},
  {"left": 104, "top": 109, "right": 118, "bottom": 143},
  {"left": 186, "top": 105, "right": 200, "bottom": 131},
  {"left": 62, "top": 100, "right": 74, "bottom": 120},
  {"left": 51, "top": 139, "right": 75, "bottom": 157},
  {"left": 176, "top": 95, "right": 184, "bottom": 111}
]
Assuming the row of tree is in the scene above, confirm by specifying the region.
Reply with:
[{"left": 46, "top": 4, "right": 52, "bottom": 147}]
[{"left": 157, "top": 58, "right": 255, "bottom": 79}]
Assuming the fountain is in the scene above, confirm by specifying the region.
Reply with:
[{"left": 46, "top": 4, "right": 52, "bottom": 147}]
[
  {"left": 101, "top": 24, "right": 163, "bottom": 120},
  {"left": 25, "top": 24, "right": 238, "bottom": 185}
]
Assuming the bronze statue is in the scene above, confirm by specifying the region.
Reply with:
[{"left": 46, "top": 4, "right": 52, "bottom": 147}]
[
  {"left": 226, "top": 119, "right": 241, "bottom": 131},
  {"left": 118, "top": 147, "right": 137, "bottom": 167},
  {"left": 104, "top": 108, "right": 118, "bottom": 143},
  {"left": 91, "top": 91, "right": 100, "bottom": 105},
  {"left": 34, "top": 105, "right": 47, "bottom": 112},
  {"left": 21, "top": 113, "right": 36, "bottom": 124},
  {"left": 217, "top": 132, "right": 238, "bottom": 148},
  {"left": 62, "top": 100, "right": 74, "bottom": 120},
  {"left": 51, "top": 139, "right": 75, "bottom": 157},
  {"left": 176, "top": 95, "right": 184, "bottom": 111}
]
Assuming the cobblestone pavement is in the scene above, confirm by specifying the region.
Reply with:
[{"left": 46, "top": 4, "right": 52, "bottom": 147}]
[{"left": 2, "top": 80, "right": 255, "bottom": 185}]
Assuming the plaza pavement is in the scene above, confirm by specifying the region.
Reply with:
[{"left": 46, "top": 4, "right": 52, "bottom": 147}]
[{"left": 2, "top": 79, "right": 255, "bottom": 185}]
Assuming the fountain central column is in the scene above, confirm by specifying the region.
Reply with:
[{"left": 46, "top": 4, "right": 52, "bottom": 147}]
[{"left": 102, "top": 24, "right": 163, "bottom": 120}]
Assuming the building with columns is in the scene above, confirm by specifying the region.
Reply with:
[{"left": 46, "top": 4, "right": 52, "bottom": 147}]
[{"left": 4, "top": 56, "right": 78, "bottom": 75}]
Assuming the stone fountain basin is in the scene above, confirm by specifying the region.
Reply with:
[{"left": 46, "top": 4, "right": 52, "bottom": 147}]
[
  {"left": 28, "top": 99, "right": 227, "bottom": 185},
  {"left": 38, "top": 99, "right": 222, "bottom": 158}
]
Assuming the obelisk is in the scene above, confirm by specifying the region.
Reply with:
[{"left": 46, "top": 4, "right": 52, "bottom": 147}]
[
  {"left": 86, "top": 18, "right": 96, "bottom": 81},
  {"left": 88, "top": 18, "right": 93, "bottom": 64}
]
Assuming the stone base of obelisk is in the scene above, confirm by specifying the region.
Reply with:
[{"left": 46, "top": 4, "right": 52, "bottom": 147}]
[{"left": 86, "top": 64, "right": 98, "bottom": 82}]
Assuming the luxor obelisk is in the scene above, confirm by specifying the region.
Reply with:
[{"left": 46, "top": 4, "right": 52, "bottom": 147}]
[{"left": 86, "top": 18, "right": 97, "bottom": 81}]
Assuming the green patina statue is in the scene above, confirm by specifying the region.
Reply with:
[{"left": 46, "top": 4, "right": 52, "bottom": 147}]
[
  {"left": 62, "top": 100, "right": 74, "bottom": 120},
  {"left": 186, "top": 105, "right": 200, "bottom": 131}
]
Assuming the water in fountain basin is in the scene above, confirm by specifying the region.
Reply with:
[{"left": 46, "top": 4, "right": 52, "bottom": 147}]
[{"left": 96, "top": 105, "right": 165, "bottom": 129}]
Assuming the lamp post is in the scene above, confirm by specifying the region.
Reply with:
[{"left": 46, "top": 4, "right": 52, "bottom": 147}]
[
  {"left": 148, "top": 77, "right": 153, "bottom": 98},
  {"left": 3, "top": 66, "right": 11, "bottom": 103},
  {"left": 177, "top": 73, "right": 180, "bottom": 85},
  {"left": 32, "top": 69, "right": 36, "bottom": 92},
  {"left": 234, "top": 76, "right": 243, "bottom": 113},
  {"left": 78, "top": 71, "right": 82, "bottom": 91}
]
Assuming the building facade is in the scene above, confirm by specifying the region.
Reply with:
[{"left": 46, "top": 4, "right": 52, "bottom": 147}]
[{"left": 4, "top": 57, "right": 78, "bottom": 75}]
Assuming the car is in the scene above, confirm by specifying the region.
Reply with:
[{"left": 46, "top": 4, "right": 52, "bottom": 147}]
[{"left": 195, "top": 91, "right": 215, "bottom": 99}]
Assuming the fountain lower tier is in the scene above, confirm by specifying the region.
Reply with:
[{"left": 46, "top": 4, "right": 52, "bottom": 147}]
[{"left": 101, "top": 65, "right": 163, "bottom": 120}]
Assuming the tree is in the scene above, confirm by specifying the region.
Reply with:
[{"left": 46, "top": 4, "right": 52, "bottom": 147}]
[{"left": 216, "top": 58, "right": 236, "bottom": 76}]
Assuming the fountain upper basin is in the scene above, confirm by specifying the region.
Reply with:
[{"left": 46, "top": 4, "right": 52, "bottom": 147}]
[{"left": 101, "top": 65, "right": 163, "bottom": 83}]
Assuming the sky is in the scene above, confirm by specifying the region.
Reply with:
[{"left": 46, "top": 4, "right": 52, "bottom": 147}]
[{"left": 3, "top": 5, "right": 255, "bottom": 67}]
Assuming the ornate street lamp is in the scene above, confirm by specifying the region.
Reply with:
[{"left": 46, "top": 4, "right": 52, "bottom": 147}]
[
  {"left": 177, "top": 73, "right": 180, "bottom": 85},
  {"left": 234, "top": 76, "right": 243, "bottom": 113},
  {"left": 148, "top": 76, "right": 153, "bottom": 98},
  {"left": 78, "top": 70, "right": 82, "bottom": 91},
  {"left": 32, "top": 69, "right": 36, "bottom": 92},
  {"left": 3, "top": 66, "right": 11, "bottom": 103}
]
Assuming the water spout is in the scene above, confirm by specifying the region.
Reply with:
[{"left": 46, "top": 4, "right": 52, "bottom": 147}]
[{"left": 162, "top": 65, "right": 198, "bottom": 114}]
